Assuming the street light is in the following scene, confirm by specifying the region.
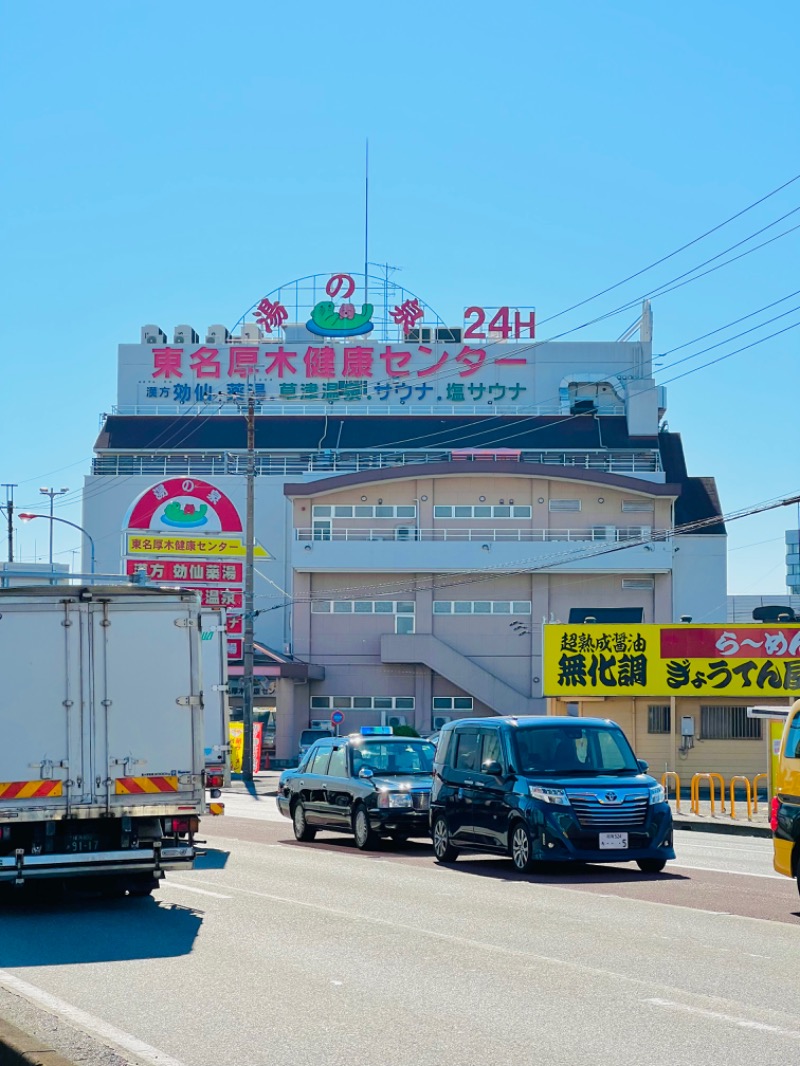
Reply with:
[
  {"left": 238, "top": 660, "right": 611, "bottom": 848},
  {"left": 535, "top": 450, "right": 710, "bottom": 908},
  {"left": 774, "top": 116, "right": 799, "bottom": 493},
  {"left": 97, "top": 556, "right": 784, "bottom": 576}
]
[
  {"left": 39, "top": 487, "right": 69, "bottom": 565},
  {"left": 18, "top": 513, "right": 95, "bottom": 575}
]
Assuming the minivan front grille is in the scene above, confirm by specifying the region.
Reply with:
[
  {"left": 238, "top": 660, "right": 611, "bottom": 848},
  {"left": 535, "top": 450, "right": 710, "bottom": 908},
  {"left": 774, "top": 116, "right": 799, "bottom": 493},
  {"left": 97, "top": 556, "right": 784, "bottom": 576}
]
[{"left": 567, "top": 791, "right": 648, "bottom": 827}]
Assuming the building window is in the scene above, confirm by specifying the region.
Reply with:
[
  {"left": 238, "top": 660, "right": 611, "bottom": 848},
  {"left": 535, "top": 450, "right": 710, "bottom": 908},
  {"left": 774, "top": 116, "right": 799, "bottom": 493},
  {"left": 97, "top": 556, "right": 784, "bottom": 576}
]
[
  {"left": 433, "top": 600, "right": 532, "bottom": 615},
  {"left": 310, "top": 696, "right": 415, "bottom": 711},
  {"left": 433, "top": 696, "right": 474, "bottom": 711},
  {"left": 700, "top": 705, "right": 762, "bottom": 741},
  {"left": 433, "top": 505, "right": 531, "bottom": 519},
  {"left": 617, "top": 526, "right": 652, "bottom": 541},
  {"left": 621, "top": 500, "right": 654, "bottom": 512},
  {"left": 548, "top": 500, "right": 581, "bottom": 512},
  {"left": 312, "top": 504, "right": 416, "bottom": 519},
  {"left": 648, "top": 705, "right": 671, "bottom": 734},
  {"left": 312, "top": 599, "right": 415, "bottom": 615}
]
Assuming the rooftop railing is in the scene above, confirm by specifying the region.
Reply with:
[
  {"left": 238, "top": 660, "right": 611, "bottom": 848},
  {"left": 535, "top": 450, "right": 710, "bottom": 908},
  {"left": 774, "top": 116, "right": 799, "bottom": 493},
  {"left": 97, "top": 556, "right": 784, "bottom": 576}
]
[
  {"left": 92, "top": 449, "right": 661, "bottom": 477},
  {"left": 295, "top": 526, "right": 654, "bottom": 544}
]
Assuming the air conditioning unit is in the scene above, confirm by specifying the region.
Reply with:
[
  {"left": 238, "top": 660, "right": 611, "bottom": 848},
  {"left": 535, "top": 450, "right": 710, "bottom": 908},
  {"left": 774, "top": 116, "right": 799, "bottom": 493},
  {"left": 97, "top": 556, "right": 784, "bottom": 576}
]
[
  {"left": 591, "top": 526, "right": 617, "bottom": 540},
  {"left": 310, "top": 719, "right": 334, "bottom": 732},
  {"left": 206, "top": 323, "right": 231, "bottom": 345},
  {"left": 174, "top": 324, "right": 199, "bottom": 345},
  {"left": 406, "top": 328, "right": 432, "bottom": 343},
  {"left": 241, "top": 323, "right": 262, "bottom": 342},
  {"left": 382, "top": 713, "right": 407, "bottom": 728},
  {"left": 394, "top": 526, "right": 417, "bottom": 541},
  {"left": 432, "top": 715, "right": 451, "bottom": 731},
  {"left": 141, "top": 324, "right": 166, "bottom": 345}
]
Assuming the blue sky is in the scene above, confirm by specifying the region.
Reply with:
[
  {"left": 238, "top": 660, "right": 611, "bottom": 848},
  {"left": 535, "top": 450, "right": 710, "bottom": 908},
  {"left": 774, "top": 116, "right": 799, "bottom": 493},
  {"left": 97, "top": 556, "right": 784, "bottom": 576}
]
[{"left": 1, "top": 0, "right": 798, "bottom": 594}]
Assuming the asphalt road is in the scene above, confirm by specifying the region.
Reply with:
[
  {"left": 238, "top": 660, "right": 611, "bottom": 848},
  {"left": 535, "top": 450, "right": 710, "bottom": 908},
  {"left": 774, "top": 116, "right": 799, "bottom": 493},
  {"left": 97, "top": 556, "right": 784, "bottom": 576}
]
[{"left": 1, "top": 794, "right": 799, "bottom": 1066}]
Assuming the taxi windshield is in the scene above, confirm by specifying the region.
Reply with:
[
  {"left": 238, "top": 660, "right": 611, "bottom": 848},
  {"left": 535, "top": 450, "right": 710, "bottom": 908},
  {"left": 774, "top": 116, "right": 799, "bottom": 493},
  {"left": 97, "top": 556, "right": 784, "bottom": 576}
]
[
  {"left": 513, "top": 725, "right": 638, "bottom": 775},
  {"left": 351, "top": 741, "right": 435, "bottom": 776}
]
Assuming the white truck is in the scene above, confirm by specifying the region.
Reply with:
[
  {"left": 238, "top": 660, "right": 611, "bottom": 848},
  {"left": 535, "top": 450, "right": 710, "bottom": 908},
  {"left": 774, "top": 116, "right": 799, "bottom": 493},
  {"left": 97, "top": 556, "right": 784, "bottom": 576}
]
[
  {"left": 0, "top": 584, "right": 207, "bottom": 896},
  {"left": 200, "top": 610, "right": 231, "bottom": 810}
]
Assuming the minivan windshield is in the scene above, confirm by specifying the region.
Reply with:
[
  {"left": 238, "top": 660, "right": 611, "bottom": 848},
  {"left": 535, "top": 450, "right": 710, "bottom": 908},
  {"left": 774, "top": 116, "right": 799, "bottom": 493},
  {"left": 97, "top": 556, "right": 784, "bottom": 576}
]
[{"left": 513, "top": 724, "right": 639, "bottom": 775}]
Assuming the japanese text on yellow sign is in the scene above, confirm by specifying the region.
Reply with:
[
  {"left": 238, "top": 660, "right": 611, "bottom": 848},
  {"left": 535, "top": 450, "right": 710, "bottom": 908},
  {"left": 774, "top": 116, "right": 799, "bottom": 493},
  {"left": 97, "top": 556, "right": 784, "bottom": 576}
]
[
  {"left": 126, "top": 534, "right": 269, "bottom": 558},
  {"left": 543, "top": 624, "right": 800, "bottom": 698}
]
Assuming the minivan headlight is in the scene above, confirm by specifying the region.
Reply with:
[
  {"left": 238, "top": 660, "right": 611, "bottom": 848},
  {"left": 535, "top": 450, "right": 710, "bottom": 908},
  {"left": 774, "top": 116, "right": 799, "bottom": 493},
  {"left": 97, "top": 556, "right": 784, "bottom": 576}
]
[
  {"left": 529, "top": 785, "right": 570, "bottom": 806},
  {"left": 649, "top": 784, "right": 666, "bottom": 804}
]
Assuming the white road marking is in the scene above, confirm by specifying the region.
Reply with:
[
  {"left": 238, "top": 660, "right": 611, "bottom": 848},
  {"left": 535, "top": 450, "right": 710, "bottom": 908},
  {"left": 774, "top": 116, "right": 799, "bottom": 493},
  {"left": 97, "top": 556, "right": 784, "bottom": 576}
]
[
  {"left": 0, "top": 969, "right": 188, "bottom": 1066},
  {"left": 646, "top": 998, "right": 800, "bottom": 1040},
  {"left": 670, "top": 862, "right": 785, "bottom": 880},
  {"left": 160, "top": 881, "right": 232, "bottom": 899}
]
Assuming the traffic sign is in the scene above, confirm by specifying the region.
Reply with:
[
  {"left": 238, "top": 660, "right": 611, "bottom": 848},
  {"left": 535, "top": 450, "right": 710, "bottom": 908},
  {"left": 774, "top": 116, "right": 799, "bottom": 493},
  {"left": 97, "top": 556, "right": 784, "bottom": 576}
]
[{"left": 331, "top": 710, "right": 345, "bottom": 726}]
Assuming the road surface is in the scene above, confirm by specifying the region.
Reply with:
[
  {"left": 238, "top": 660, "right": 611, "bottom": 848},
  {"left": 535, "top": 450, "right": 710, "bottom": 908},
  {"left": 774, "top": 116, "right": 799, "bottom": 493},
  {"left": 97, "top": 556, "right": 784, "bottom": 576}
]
[{"left": 0, "top": 792, "right": 798, "bottom": 1066}]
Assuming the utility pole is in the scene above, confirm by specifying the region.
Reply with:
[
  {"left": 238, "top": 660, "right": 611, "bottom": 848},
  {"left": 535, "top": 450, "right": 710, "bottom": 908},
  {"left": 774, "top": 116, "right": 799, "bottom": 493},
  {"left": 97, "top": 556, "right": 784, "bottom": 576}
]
[
  {"left": 39, "top": 487, "right": 69, "bottom": 566},
  {"left": 1, "top": 484, "right": 16, "bottom": 562},
  {"left": 242, "top": 392, "right": 256, "bottom": 781}
]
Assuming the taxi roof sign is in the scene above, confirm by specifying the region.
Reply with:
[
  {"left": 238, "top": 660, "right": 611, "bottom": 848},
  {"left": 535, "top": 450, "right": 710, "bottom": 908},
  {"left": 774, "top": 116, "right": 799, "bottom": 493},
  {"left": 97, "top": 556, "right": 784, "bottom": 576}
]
[{"left": 360, "top": 726, "right": 393, "bottom": 736}]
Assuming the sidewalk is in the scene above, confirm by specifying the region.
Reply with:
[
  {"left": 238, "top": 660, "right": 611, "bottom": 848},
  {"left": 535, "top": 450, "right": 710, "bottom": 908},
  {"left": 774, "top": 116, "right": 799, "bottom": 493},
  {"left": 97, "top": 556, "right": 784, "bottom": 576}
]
[{"left": 226, "top": 774, "right": 772, "bottom": 838}]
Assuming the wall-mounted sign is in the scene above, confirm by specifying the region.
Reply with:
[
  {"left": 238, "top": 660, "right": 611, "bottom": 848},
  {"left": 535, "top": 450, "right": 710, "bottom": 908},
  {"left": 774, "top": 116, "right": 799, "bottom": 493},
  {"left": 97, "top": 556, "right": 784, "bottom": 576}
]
[
  {"left": 544, "top": 624, "right": 800, "bottom": 698},
  {"left": 126, "top": 534, "right": 269, "bottom": 559}
]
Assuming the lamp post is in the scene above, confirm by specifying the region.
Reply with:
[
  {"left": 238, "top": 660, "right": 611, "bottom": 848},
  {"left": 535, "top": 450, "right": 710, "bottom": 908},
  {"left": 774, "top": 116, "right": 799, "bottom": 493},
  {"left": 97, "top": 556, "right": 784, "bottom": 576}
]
[
  {"left": 18, "top": 514, "right": 95, "bottom": 575},
  {"left": 39, "top": 488, "right": 69, "bottom": 566}
]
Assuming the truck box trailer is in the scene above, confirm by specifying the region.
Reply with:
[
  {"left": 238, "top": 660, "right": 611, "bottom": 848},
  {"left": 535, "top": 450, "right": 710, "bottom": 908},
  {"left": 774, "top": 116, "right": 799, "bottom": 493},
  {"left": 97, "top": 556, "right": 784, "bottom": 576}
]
[{"left": 0, "top": 584, "right": 206, "bottom": 895}]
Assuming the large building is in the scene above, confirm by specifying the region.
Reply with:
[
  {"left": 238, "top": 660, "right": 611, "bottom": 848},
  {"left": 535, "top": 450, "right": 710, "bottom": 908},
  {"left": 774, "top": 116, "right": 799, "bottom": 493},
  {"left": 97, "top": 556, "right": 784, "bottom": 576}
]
[{"left": 83, "top": 271, "right": 730, "bottom": 762}]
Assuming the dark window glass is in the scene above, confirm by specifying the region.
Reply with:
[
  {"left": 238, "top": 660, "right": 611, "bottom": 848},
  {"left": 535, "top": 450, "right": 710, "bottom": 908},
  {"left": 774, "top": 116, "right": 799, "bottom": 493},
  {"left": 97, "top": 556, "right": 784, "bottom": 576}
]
[
  {"left": 309, "top": 747, "right": 331, "bottom": 775},
  {"left": 326, "top": 746, "right": 347, "bottom": 778},
  {"left": 513, "top": 725, "right": 638, "bottom": 774},
  {"left": 454, "top": 731, "right": 481, "bottom": 772},
  {"left": 479, "top": 730, "right": 505, "bottom": 772}
]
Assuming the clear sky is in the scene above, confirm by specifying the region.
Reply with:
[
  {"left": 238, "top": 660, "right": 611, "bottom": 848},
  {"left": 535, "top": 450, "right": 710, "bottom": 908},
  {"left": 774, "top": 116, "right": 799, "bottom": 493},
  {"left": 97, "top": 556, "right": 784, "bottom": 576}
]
[{"left": 1, "top": 0, "right": 798, "bottom": 597}]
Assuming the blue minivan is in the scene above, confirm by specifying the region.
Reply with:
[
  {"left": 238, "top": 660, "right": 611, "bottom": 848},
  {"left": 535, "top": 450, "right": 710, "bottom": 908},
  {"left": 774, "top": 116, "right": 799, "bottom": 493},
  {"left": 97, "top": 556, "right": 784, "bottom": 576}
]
[{"left": 430, "top": 716, "right": 675, "bottom": 873}]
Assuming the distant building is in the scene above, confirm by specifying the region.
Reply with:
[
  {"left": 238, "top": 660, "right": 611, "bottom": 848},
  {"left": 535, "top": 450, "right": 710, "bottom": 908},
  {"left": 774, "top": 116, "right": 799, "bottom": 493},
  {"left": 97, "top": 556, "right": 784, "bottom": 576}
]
[{"left": 786, "top": 530, "right": 800, "bottom": 594}]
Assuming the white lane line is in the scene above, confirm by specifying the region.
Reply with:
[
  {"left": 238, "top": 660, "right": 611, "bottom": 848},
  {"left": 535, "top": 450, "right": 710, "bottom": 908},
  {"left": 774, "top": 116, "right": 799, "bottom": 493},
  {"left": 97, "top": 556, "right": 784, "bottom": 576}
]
[
  {"left": 160, "top": 881, "right": 232, "bottom": 899},
  {"left": 0, "top": 969, "right": 187, "bottom": 1066},
  {"left": 675, "top": 840, "right": 772, "bottom": 853},
  {"left": 646, "top": 998, "right": 800, "bottom": 1040},
  {"left": 670, "top": 862, "right": 785, "bottom": 880}
]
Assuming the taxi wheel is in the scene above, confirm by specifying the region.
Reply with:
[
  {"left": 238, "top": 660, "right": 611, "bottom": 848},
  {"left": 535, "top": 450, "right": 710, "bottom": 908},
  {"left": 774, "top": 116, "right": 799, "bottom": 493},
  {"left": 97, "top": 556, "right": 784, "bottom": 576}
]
[
  {"left": 353, "top": 805, "right": 379, "bottom": 850},
  {"left": 510, "top": 822, "right": 536, "bottom": 873},
  {"left": 636, "top": 858, "right": 667, "bottom": 874},
  {"left": 432, "top": 816, "right": 458, "bottom": 863},
  {"left": 292, "top": 800, "right": 317, "bottom": 842}
]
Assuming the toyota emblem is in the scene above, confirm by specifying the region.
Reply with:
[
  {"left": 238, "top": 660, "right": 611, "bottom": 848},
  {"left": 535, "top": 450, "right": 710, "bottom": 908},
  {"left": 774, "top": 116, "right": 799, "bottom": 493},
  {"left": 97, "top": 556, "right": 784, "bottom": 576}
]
[{"left": 604, "top": 791, "right": 619, "bottom": 803}]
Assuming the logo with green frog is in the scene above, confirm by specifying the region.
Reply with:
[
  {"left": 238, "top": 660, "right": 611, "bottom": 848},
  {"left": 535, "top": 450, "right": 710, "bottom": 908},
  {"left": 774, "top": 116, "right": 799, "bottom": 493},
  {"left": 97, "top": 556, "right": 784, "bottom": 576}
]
[
  {"left": 160, "top": 501, "right": 209, "bottom": 529},
  {"left": 306, "top": 273, "right": 374, "bottom": 337}
]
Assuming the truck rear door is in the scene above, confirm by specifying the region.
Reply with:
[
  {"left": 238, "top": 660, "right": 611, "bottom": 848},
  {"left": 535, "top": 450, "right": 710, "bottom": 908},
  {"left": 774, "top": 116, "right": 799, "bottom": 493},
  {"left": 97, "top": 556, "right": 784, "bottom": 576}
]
[
  {"left": 200, "top": 610, "right": 231, "bottom": 785},
  {"left": 90, "top": 597, "right": 202, "bottom": 810},
  {"left": 0, "top": 598, "right": 87, "bottom": 809}
]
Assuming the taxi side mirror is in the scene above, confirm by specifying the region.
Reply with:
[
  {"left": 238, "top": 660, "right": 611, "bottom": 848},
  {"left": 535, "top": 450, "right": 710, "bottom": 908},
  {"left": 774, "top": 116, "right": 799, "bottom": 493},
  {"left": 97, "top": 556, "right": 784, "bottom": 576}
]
[
  {"left": 637, "top": 759, "right": 649, "bottom": 773},
  {"left": 358, "top": 767, "right": 374, "bottom": 779}
]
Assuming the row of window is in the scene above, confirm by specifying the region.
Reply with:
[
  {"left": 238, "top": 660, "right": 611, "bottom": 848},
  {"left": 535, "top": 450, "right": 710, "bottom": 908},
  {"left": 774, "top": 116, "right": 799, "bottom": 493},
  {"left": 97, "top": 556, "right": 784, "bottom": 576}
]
[
  {"left": 310, "top": 501, "right": 655, "bottom": 519},
  {"left": 311, "top": 695, "right": 416, "bottom": 711},
  {"left": 433, "top": 601, "right": 532, "bottom": 615},
  {"left": 647, "top": 705, "right": 762, "bottom": 740},
  {"left": 311, "top": 600, "right": 415, "bottom": 614}
]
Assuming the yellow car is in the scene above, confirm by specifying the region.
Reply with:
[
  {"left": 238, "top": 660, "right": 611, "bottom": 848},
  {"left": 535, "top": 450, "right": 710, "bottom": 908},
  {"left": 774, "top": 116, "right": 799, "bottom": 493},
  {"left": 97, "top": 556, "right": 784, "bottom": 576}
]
[{"left": 772, "top": 699, "right": 800, "bottom": 891}]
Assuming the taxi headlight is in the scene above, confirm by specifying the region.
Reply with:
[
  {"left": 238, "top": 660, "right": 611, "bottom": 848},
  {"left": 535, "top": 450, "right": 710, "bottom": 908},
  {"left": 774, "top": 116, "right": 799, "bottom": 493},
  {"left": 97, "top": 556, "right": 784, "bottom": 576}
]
[
  {"left": 378, "top": 791, "right": 414, "bottom": 809},
  {"left": 529, "top": 785, "right": 570, "bottom": 806},
  {"left": 649, "top": 784, "right": 666, "bottom": 804}
]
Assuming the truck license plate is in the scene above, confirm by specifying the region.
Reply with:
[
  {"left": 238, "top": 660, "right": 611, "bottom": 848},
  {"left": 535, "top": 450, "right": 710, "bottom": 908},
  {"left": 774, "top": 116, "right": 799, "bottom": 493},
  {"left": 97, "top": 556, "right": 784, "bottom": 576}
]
[
  {"left": 66, "top": 834, "right": 100, "bottom": 853},
  {"left": 599, "top": 832, "right": 628, "bottom": 849}
]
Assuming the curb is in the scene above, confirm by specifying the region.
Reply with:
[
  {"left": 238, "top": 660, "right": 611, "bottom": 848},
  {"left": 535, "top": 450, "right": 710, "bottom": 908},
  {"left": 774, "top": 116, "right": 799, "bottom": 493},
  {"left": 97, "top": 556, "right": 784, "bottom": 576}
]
[
  {"left": 673, "top": 818, "right": 772, "bottom": 838},
  {"left": 0, "top": 1018, "right": 77, "bottom": 1066}
]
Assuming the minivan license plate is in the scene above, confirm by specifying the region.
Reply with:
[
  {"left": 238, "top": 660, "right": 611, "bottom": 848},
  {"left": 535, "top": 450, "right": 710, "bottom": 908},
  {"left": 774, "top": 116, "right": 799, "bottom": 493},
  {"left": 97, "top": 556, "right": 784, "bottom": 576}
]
[{"left": 599, "top": 832, "right": 628, "bottom": 849}]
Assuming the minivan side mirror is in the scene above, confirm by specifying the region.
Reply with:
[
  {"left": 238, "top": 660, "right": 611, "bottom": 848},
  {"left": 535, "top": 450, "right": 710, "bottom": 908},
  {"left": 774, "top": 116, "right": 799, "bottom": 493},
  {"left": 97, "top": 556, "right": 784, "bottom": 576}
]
[
  {"left": 637, "top": 759, "right": 649, "bottom": 773},
  {"left": 482, "top": 760, "right": 504, "bottom": 777}
]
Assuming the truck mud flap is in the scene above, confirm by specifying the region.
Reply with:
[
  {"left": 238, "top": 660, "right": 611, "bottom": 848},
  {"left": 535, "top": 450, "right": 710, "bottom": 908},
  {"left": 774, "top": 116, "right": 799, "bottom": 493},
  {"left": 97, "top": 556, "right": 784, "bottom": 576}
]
[{"left": 0, "top": 845, "right": 195, "bottom": 884}]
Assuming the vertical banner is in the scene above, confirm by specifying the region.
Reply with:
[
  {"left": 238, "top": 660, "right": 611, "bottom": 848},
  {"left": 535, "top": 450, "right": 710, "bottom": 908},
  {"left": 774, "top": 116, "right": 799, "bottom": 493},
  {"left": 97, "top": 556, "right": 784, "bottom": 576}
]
[{"left": 228, "top": 721, "right": 262, "bottom": 774}]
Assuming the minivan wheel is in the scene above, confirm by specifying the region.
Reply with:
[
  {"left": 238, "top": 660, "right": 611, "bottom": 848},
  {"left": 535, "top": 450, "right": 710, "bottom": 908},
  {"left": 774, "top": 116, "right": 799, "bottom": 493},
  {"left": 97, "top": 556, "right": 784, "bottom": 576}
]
[
  {"left": 353, "top": 805, "right": 379, "bottom": 850},
  {"left": 636, "top": 858, "right": 667, "bottom": 874},
  {"left": 432, "top": 817, "right": 458, "bottom": 863},
  {"left": 292, "top": 800, "right": 316, "bottom": 842},
  {"left": 510, "top": 822, "right": 536, "bottom": 873}
]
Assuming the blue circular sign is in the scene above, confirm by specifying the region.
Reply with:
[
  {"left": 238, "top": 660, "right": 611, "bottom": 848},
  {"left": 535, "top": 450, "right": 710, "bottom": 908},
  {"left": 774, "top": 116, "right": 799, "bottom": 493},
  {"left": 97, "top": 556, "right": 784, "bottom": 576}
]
[{"left": 331, "top": 710, "right": 345, "bottom": 725}]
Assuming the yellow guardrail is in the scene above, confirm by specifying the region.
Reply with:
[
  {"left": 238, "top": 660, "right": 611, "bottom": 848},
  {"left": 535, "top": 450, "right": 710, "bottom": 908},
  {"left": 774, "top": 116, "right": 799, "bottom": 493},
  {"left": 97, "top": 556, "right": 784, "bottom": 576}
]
[
  {"left": 690, "top": 772, "right": 726, "bottom": 815},
  {"left": 729, "top": 775, "right": 752, "bottom": 821},
  {"left": 752, "top": 772, "right": 768, "bottom": 813},
  {"left": 661, "top": 771, "right": 681, "bottom": 812}
]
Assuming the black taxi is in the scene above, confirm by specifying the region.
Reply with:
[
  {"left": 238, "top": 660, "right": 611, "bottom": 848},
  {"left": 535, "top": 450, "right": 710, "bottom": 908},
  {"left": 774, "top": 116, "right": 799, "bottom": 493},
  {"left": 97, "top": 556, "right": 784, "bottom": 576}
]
[{"left": 276, "top": 728, "right": 436, "bottom": 849}]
